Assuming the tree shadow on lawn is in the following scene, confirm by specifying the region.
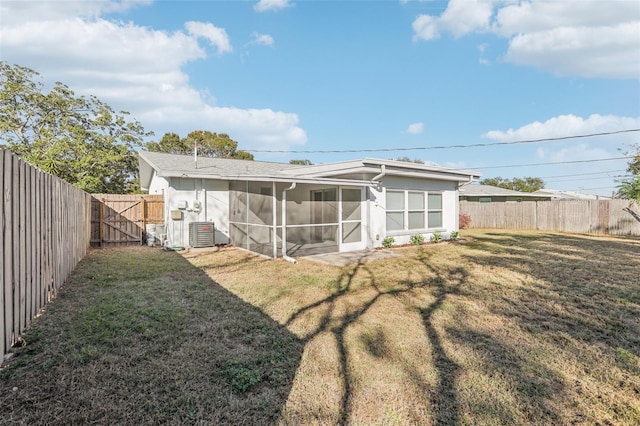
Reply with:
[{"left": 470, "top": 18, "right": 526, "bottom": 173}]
[
  {"left": 0, "top": 247, "right": 304, "bottom": 425},
  {"left": 405, "top": 248, "right": 564, "bottom": 425},
  {"left": 463, "top": 231, "right": 640, "bottom": 356},
  {"left": 283, "top": 247, "right": 561, "bottom": 425}
]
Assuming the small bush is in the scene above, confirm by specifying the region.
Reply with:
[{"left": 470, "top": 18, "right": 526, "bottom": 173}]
[
  {"left": 382, "top": 236, "right": 395, "bottom": 248},
  {"left": 459, "top": 213, "right": 471, "bottom": 229},
  {"left": 450, "top": 230, "right": 460, "bottom": 240},
  {"left": 410, "top": 234, "right": 425, "bottom": 245},
  {"left": 430, "top": 232, "right": 442, "bottom": 243}
]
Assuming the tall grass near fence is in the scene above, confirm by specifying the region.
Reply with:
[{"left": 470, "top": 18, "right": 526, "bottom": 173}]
[
  {"left": 461, "top": 200, "right": 640, "bottom": 235},
  {"left": 1, "top": 149, "right": 91, "bottom": 360}
]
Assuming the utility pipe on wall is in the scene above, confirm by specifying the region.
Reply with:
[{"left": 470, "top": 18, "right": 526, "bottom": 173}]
[{"left": 281, "top": 182, "right": 297, "bottom": 264}]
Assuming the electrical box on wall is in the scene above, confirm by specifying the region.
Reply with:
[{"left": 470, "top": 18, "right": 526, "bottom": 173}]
[
  {"left": 170, "top": 210, "right": 182, "bottom": 220},
  {"left": 177, "top": 200, "right": 188, "bottom": 210}
]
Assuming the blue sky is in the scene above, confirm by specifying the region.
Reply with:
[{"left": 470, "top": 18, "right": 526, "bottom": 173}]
[{"left": 1, "top": 0, "right": 639, "bottom": 196}]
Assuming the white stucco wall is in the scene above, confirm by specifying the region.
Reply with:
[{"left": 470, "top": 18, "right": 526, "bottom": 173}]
[
  {"left": 151, "top": 171, "right": 462, "bottom": 251},
  {"left": 368, "top": 176, "right": 459, "bottom": 248},
  {"left": 148, "top": 174, "right": 229, "bottom": 247}
]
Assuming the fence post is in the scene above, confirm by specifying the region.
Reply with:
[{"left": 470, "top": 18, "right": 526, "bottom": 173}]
[{"left": 140, "top": 196, "right": 146, "bottom": 245}]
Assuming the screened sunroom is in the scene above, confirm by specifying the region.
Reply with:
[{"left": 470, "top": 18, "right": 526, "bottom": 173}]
[{"left": 228, "top": 180, "right": 368, "bottom": 258}]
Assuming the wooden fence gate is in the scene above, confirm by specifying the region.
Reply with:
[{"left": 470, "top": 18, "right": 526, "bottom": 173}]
[{"left": 91, "top": 194, "right": 164, "bottom": 247}]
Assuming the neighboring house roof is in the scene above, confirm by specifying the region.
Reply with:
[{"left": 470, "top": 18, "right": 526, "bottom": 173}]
[
  {"left": 459, "top": 184, "right": 551, "bottom": 199},
  {"left": 138, "top": 151, "right": 481, "bottom": 190},
  {"left": 532, "top": 189, "right": 611, "bottom": 200}
]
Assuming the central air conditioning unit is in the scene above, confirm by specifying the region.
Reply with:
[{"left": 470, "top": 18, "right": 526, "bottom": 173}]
[{"left": 189, "top": 222, "right": 215, "bottom": 248}]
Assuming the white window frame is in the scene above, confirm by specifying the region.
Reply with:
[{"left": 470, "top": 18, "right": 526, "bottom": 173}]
[{"left": 386, "top": 189, "right": 444, "bottom": 233}]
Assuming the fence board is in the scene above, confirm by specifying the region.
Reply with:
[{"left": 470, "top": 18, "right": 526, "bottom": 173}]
[
  {"left": 0, "top": 151, "right": 6, "bottom": 358},
  {"left": 461, "top": 199, "right": 640, "bottom": 236},
  {"left": 1, "top": 149, "right": 91, "bottom": 361}
]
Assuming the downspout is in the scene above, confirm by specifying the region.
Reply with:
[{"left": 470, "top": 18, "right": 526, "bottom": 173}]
[
  {"left": 370, "top": 165, "right": 386, "bottom": 249},
  {"left": 281, "top": 182, "right": 298, "bottom": 264},
  {"left": 372, "top": 164, "right": 386, "bottom": 183}
]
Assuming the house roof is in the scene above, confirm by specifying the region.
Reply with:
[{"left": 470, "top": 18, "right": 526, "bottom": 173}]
[
  {"left": 282, "top": 158, "right": 481, "bottom": 182},
  {"left": 459, "top": 184, "right": 551, "bottom": 198},
  {"left": 138, "top": 151, "right": 481, "bottom": 190},
  {"left": 532, "top": 189, "right": 610, "bottom": 200}
]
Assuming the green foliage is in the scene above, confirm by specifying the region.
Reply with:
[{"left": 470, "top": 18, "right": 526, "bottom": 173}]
[
  {"left": 146, "top": 130, "right": 254, "bottom": 160},
  {"left": 430, "top": 232, "right": 442, "bottom": 243},
  {"left": 450, "top": 230, "right": 460, "bottom": 240},
  {"left": 616, "top": 175, "right": 640, "bottom": 200},
  {"left": 410, "top": 233, "right": 425, "bottom": 245},
  {"left": 222, "top": 361, "right": 261, "bottom": 393},
  {"left": 0, "top": 62, "right": 151, "bottom": 193},
  {"left": 289, "top": 159, "right": 313, "bottom": 165},
  {"left": 382, "top": 236, "right": 395, "bottom": 248},
  {"left": 393, "top": 156, "right": 424, "bottom": 164},
  {"left": 618, "top": 144, "right": 640, "bottom": 200},
  {"left": 480, "top": 176, "right": 545, "bottom": 192}
]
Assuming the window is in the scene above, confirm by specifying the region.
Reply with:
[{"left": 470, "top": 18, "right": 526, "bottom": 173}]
[
  {"left": 386, "top": 190, "right": 404, "bottom": 231},
  {"left": 427, "top": 193, "right": 442, "bottom": 228},
  {"left": 386, "top": 190, "right": 443, "bottom": 231},
  {"left": 408, "top": 192, "right": 425, "bottom": 230}
]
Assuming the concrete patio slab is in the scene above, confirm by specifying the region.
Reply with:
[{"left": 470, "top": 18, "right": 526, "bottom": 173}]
[{"left": 300, "top": 249, "right": 399, "bottom": 266}]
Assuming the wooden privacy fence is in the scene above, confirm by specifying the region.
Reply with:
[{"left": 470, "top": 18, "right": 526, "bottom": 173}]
[
  {"left": 91, "top": 194, "right": 164, "bottom": 247},
  {"left": 460, "top": 200, "right": 640, "bottom": 236},
  {"left": 1, "top": 149, "right": 91, "bottom": 360}
]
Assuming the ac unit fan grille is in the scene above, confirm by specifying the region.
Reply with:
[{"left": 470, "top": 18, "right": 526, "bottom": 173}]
[{"left": 189, "top": 222, "right": 215, "bottom": 248}]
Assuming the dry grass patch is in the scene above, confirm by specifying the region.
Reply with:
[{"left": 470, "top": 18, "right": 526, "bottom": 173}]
[
  {"left": 0, "top": 247, "right": 303, "bottom": 425},
  {"left": 192, "top": 231, "right": 640, "bottom": 425},
  {"left": 1, "top": 230, "right": 639, "bottom": 425}
]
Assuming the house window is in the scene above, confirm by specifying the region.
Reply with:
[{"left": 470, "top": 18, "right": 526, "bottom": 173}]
[
  {"left": 408, "top": 192, "right": 425, "bottom": 230},
  {"left": 427, "top": 193, "right": 442, "bottom": 228},
  {"left": 386, "top": 190, "right": 405, "bottom": 231},
  {"left": 386, "top": 190, "right": 443, "bottom": 231}
]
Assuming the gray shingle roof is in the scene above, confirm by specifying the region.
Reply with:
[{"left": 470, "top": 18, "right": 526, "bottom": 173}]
[{"left": 139, "top": 151, "right": 302, "bottom": 177}]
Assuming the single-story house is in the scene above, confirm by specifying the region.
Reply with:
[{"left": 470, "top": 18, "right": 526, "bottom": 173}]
[
  {"left": 459, "top": 184, "right": 552, "bottom": 203},
  {"left": 138, "top": 151, "right": 480, "bottom": 259}
]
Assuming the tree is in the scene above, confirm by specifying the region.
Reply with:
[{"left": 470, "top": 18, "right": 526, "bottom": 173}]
[
  {"left": 146, "top": 130, "right": 254, "bottom": 160},
  {"left": 480, "top": 176, "right": 545, "bottom": 192},
  {"left": 0, "top": 62, "right": 150, "bottom": 193},
  {"left": 289, "top": 159, "right": 313, "bottom": 165},
  {"left": 393, "top": 156, "right": 425, "bottom": 164},
  {"left": 616, "top": 176, "right": 640, "bottom": 200},
  {"left": 617, "top": 144, "right": 640, "bottom": 200},
  {"left": 145, "top": 132, "right": 187, "bottom": 154}
]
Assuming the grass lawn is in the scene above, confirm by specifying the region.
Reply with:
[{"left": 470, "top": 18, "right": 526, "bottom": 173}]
[{"left": 1, "top": 230, "right": 639, "bottom": 425}]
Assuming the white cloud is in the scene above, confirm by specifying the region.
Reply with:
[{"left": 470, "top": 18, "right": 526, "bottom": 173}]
[
  {"left": 250, "top": 32, "right": 275, "bottom": 47},
  {"left": 504, "top": 22, "right": 639, "bottom": 79},
  {"left": 406, "top": 122, "right": 425, "bottom": 134},
  {"left": 535, "top": 143, "right": 612, "bottom": 163},
  {"left": 482, "top": 114, "right": 640, "bottom": 142},
  {"left": 412, "top": 0, "right": 640, "bottom": 79},
  {"left": 254, "top": 0, "right": 292, "bottom": 13},
  {"left": 0, "top": 2, "right": 307, "bottom": 151},
  {"left": 413, "top": 0, "right": 494, "bottom": 41},
  {"left": 185, "top": 21, "right": 232, "bottom": 54},
  {"left": 0, "top": 0, "right": 152, "bottom": 24}
]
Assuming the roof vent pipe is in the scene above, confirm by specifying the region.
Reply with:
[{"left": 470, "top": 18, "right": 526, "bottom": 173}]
[{"left": 281, "top": 182, "right": 298, "bottom": 264}]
